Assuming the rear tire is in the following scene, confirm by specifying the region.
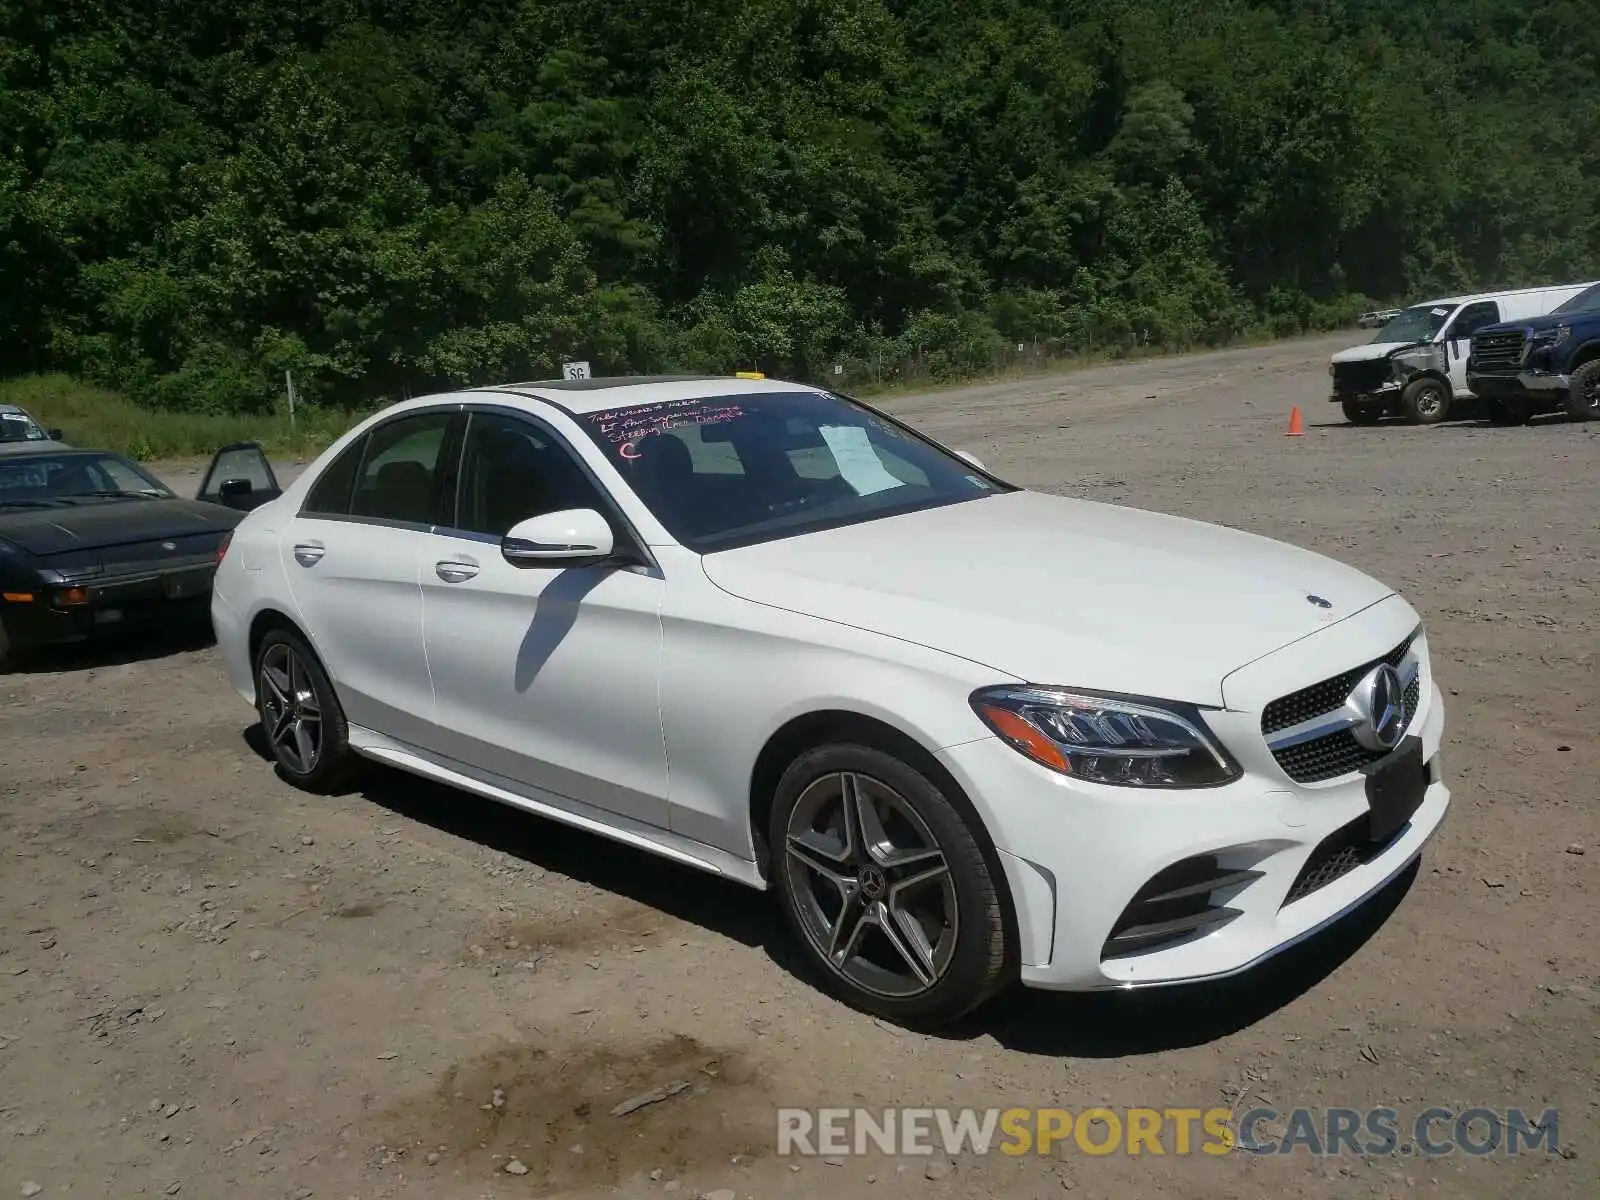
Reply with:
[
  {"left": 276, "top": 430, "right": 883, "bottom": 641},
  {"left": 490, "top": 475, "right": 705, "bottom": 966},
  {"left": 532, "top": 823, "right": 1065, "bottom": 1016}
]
[
  {"left": 1564, "top": 360, "right": 1600, "bottom": 421},
  {"left": 254, "top": 627, "right": 357, "bottom": 793},
  {"left": 1485, "top": 397, "right": 1532, "bottom": 426},
  {"left": 1401, "top": 377, "right": 1450, "bottom": 425},
  {"left": 1341, "top": 401, "right": 1382, "bottom": 425},
  {"left": 768, "top": 742, "right": 1010, "bottom": 1028},
  {"left": 0, "top": 616, "right": 12, "bottom": 675}
]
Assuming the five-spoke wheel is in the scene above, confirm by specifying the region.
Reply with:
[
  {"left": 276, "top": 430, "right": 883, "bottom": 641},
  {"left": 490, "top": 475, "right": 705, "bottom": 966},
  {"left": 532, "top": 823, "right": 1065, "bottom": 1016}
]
[
  {"left": 770, "top": 743, "right": 1010, "bottom": 1025},
  {"left": 254, "top": 627, "right": 355, "bottom": 792}
]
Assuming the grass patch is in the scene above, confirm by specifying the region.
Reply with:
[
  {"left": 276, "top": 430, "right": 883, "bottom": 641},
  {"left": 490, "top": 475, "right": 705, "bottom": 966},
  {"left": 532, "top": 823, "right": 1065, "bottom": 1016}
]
[
  {"left": 0, "top": 374, "right": 364, "bottom": 461},
  {"left": 2, "top": 324, "right": 1353, "bottom": 462}
]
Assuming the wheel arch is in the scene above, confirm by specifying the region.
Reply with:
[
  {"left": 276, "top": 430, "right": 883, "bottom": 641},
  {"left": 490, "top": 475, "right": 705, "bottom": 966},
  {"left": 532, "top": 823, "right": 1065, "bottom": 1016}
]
[
  {"left": 248, "top": 607, "right": 313, "bottom": 679},
  {"left": 1567, "top": 340, "right": 1600, "bottom": 370},
  {"left": 746, "top": 708, "right": 1020, "bottom": 958}
]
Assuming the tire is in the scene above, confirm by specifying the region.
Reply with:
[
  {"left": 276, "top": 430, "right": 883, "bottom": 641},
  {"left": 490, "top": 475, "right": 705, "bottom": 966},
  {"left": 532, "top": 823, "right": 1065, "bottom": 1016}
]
[
  {"left": 1565, "top": 360, "right": 1600, "bottom": 421},
  {"left": 1485, "top": 397, "right": 1532, "bottom": 426},
  {"left": 1341, "top": 400, "right": 1382, "bottom": 425},
  {"left": 1401, "top": 377, "right": 1450, "bottom": 425},
  {"left": 0, "top": 615, "right": 12, "bottom": 675},
  {"left": 254, "top": 627, "right": 357, "bottom": 793},
  {"left": 768, "top": 742, "right": 1010, "bottom": 1027}
]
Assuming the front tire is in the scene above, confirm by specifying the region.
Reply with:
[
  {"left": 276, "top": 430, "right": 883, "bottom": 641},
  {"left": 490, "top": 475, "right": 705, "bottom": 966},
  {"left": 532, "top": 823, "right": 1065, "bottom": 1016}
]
[
  {"left": 1341, "top": 400, "right": 1382, "bottom": 425},
  {"left": 1401, "top": 377, "right": 1450, "bottom": 424},
  {"left": 1565, "top": 360, "right": 1600, "bottom": 421},
  {"left": 769, "top": 743, "right": 1010, "bottom": 1027},
  {"left": 254, "top": 627, "right": 357, "bottom": 793}
]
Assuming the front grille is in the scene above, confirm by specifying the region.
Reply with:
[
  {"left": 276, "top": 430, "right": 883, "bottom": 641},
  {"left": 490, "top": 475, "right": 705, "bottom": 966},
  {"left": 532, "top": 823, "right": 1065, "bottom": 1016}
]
[
  {"left": 1262, "top": 634, "right": 1419, "bottom": 784},
  {"left": 1261, "top": 635, "right": 1414, "bottom": 735},
  {"left": 1470, "top": 329, "right": 1526, "bottom": 372},
  {"left": 1332, "top": 358, "right": 1393, "bottom": 395},
  {"left": 1282, "top": 813, "right": 1401, "bottom": 907}
]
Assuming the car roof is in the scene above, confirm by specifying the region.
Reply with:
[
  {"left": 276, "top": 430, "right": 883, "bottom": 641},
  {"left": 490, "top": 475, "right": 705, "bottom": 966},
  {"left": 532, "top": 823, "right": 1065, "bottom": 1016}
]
[
  {"left": 416, "top": 374, "right": 831, "bottom": 417},
  {"left": 1407, "top": 281, "right": 1600, "bottom": 309}
]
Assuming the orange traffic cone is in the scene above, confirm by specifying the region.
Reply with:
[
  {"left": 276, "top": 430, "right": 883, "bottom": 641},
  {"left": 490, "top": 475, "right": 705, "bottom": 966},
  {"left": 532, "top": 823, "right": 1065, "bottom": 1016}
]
[{"left": 1285, "top": 406, "right": 1305, "bottom": 436}]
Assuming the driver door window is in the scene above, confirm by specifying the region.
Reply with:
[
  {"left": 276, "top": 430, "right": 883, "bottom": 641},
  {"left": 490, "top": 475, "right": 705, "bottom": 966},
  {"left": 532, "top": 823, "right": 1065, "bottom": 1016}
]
[
  {"left": 452, "top": 412, "right": 609, "bottom": 537},
  {"left": 1450, "top": 302, "right": 1501, "bottom": 342}
]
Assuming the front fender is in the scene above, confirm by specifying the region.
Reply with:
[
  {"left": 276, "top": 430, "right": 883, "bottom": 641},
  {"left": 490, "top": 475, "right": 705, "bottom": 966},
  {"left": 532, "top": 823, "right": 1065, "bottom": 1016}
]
[{"left": 654, "top": 547, "right": 1012, "bottom": 861}]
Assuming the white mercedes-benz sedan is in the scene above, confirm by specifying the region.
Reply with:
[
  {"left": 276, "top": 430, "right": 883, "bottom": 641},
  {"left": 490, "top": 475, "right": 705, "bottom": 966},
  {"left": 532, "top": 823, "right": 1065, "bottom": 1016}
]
[{"left": 210, "top": 374, "right": 1450, "bottom": 1026}]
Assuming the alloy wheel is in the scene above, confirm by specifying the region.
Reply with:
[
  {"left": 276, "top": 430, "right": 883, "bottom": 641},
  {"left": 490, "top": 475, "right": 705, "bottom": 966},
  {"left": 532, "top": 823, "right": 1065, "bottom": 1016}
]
[
  {"left": 259, "top": 642, "right": 323, "bottom": 775},
  {"left": 783, "top": 771, "right": 959, "bottom": 998},
  {"left": 1416, "top": 386, "right": 1445, "bottom": 419}
]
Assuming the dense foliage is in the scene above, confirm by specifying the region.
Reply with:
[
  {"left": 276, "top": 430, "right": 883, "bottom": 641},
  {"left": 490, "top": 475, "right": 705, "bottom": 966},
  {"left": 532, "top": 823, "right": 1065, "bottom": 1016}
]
[{"left": 2, "top": 0, "right": 1598, "bottom": 412}]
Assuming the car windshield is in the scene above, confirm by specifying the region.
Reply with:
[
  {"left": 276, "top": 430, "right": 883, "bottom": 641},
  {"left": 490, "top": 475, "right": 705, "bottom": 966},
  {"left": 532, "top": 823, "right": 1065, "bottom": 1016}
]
[
  {"left": 578, "top": 390, "right": 1014, "bottom": 551},
  {"left": 0, "top": 452, "right": 174, "bottom": 506},
  {"left": 0, "top": 411, "right": 48, "bottom": 443},
  {"left": 1373, "top": 304, "right": 1452, "bottom": 344},
  {"left": 1551, "top": 283, "right": 1600, "bottom": 315}
]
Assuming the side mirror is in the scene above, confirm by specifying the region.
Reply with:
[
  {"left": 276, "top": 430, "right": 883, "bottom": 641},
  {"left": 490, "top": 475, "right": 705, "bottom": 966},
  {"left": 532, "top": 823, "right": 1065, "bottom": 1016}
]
[
  {"left": 954, "top": 449, "right": 986, "bottom": 470},
  {"left": 47, "top": 428, "right": 64, "bottom": 441},
  {"left": 502, "top": 508, "right": 615, "bottom": 568}
]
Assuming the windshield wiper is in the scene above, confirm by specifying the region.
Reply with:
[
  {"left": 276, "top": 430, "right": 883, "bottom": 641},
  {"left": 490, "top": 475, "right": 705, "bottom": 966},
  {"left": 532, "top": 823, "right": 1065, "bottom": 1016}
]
[{"left": 0, "top": 497, "right": 62, "bottom": 509}]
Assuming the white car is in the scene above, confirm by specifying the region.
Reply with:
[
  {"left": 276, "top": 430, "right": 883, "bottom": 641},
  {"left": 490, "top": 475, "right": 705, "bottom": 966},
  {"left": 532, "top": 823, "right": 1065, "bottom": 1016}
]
[
  {"left": 211, "top": 374, "right": 1450, "bottom": 1026},
  {"left": 0, "top": 403, "right": 68, "bottom": 453}
]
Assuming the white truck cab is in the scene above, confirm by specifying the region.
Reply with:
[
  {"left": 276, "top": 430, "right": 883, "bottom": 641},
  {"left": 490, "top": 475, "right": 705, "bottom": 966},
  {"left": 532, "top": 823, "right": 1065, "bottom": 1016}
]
[{"left": 1329, "top": 282, "right": 1599, "bottom": 424}]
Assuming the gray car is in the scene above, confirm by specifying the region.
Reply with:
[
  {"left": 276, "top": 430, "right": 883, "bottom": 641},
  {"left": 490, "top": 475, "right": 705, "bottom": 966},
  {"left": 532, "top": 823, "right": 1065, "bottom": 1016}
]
[{"left": 0, "top": 404, "right": 69, "bottom": 454}]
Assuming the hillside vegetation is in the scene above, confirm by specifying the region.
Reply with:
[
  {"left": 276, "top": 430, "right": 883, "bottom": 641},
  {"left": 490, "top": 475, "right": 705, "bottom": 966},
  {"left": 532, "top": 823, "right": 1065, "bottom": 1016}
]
[{"left": 2, "top": 0, "right": 1597, "bottom": 420}]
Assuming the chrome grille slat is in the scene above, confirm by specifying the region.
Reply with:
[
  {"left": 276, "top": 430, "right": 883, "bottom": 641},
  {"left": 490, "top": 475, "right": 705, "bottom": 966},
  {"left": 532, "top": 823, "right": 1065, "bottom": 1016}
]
[
  {"left": 1261, "top": 634, "right": 1421, "bottom": 784},
  {"left": 1471, "top": 330, "right": 1526, "bottom": 372}
]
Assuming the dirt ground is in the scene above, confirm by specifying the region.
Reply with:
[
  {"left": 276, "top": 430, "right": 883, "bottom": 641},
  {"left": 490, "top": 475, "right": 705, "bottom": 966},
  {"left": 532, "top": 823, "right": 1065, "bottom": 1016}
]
[{"left": 2, "top": 333, "right": 1595, "bottom": 1199}]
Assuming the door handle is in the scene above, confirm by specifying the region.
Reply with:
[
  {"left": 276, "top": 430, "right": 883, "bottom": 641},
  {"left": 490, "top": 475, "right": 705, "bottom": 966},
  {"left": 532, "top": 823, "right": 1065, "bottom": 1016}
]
[
  {"left": 292, "top": 541, "right": 325, "bottom": 567},
  {"left": 435, "top": 559, "right": 480, "bottom": 583}
]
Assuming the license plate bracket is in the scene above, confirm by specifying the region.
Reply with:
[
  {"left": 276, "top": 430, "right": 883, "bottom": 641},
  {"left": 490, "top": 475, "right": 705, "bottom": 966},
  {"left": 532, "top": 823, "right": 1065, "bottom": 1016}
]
[{"left": 1363, "top": 735, "right": 1427, "bottom": 843}]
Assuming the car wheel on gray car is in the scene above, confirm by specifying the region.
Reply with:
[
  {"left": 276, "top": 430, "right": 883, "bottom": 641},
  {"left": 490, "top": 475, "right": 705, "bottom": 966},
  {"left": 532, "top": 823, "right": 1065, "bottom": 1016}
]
[
  {"left": 769, "top": 742, "right": 1011, "bottom": 1027},
  {"left": 255, "top": 627, "right": 357, "bottom": 794},
  {"left": 1401, "top": 377, "right": 1450, "bottom": 425}
]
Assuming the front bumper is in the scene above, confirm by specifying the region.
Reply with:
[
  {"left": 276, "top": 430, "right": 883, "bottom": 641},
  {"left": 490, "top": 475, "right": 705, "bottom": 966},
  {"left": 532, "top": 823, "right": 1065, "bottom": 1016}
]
[
  {"left": 937, "top": 600, "right": 1451, "bottom": 991},
  {"left": 1466, "top": 369, "right": 1569, "bottom": 397},
  {"left": 1330, "top": 381, "right": 1400, "bottom": 404},
  {"left": 2, "top": 562, "right": 218, "bottom": 649}
]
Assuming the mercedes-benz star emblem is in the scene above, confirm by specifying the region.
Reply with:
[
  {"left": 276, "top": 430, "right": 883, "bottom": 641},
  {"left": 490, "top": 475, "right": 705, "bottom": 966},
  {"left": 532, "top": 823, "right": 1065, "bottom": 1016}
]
[
  {"left": 858, "top": 865, "right": 887, "bottom": 901},
  {"left": 1306, "top": 594, "right": 1333, "bottom": 609},
  {"left": 1346, "top": 662, "right": 1407, "bottom": 751}
]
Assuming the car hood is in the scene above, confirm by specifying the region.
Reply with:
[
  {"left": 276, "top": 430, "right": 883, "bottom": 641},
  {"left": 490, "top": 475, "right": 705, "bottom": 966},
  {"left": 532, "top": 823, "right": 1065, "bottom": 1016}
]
[
  {"left": 698, "top": 491, "right": 1395, "bottom": 705},
  {"left": 1331, "top": 341, "right": 1421, "bottom": 363},
  {"left": 1481, "top": 312, "right": 1583, "bottom": 335},
  {"left": 0, "top": 496, "right": 240, "bottom": 557}
]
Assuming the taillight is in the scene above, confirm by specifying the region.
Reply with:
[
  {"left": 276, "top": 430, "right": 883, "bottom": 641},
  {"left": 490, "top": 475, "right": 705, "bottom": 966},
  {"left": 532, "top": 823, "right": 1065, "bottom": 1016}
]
[{"left": 217, "top": 531, "right": 233, "bottom": 563}]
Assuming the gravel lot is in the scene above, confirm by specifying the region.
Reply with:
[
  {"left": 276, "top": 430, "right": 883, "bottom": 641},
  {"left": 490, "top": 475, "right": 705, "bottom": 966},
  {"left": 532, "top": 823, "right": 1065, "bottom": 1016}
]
[{"left": 2, "top": 334, "right": 1595, "bottom": 1199}]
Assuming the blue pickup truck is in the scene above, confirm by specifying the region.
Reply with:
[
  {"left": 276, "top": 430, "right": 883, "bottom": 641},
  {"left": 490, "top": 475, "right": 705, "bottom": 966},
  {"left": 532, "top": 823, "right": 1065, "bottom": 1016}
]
[{"left": 1466, "top": 281, "right": 1600, "bottom": 424}]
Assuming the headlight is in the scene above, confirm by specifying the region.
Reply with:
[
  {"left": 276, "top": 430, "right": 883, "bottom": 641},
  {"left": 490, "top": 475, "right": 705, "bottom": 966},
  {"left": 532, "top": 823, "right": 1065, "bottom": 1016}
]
[
  {"left": 1530, "top": 325, "right": 1570, "bottom": 347},
  {"left": 969, "top": 686, "right": 1241, "bottom": 789}
]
